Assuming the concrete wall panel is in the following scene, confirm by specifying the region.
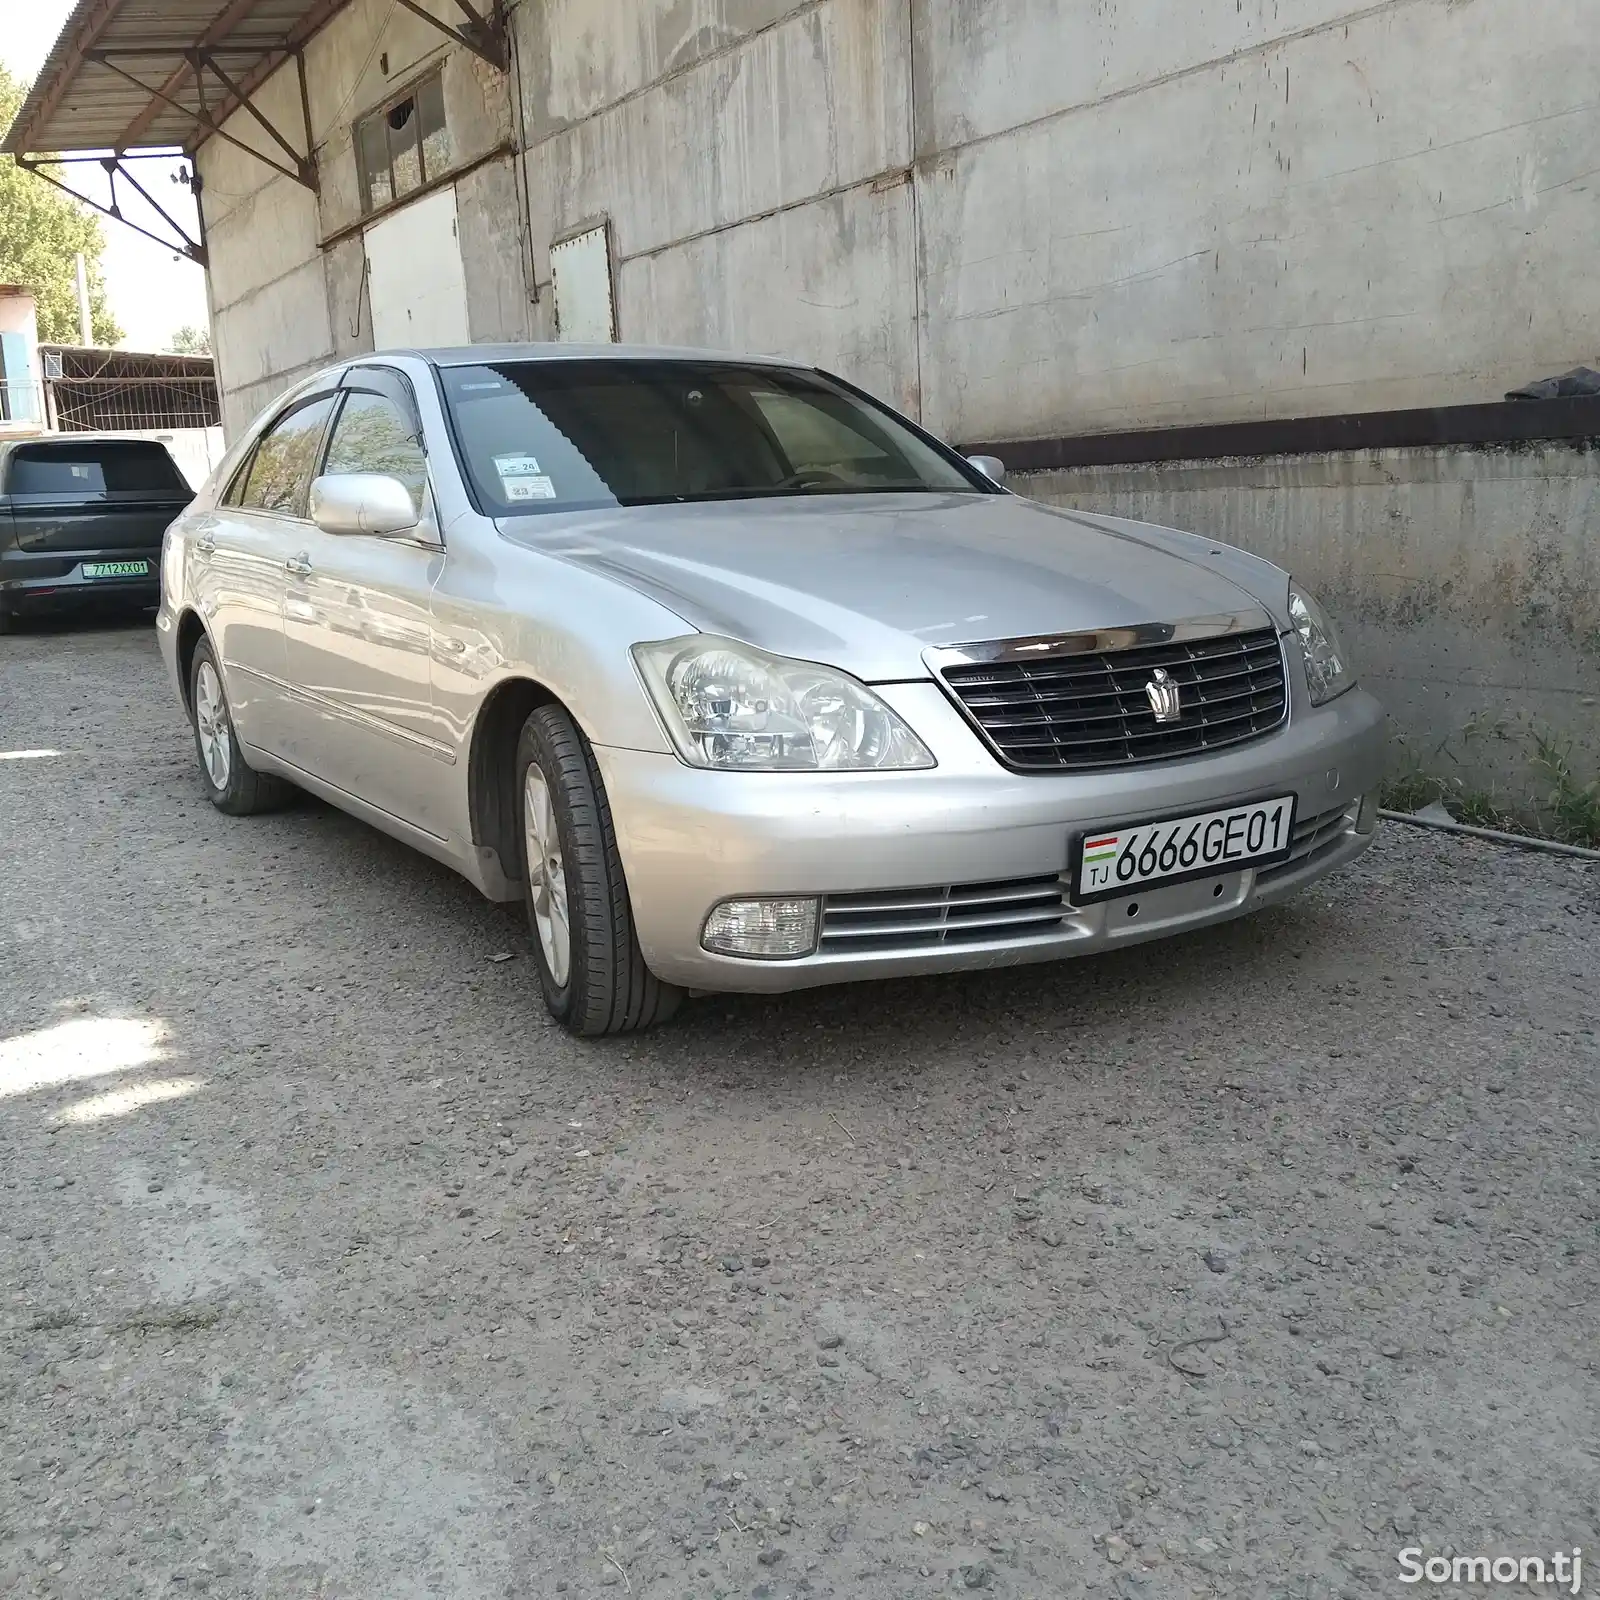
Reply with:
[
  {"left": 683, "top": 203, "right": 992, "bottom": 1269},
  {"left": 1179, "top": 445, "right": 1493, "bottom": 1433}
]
[
  {"left": 521, "top": 0, "right": 810, "bottom": 139},
  {"left": 619, "top": 178, "right": 920, "bottom": 411},
  {"left": 458, "top": 158, "right": 534, "bottom": 343},
  {"left": 912, "top": 0, "right": 1379, "bottom": 153},
  {"left": 918, "top": 0, "right": 1600, "bottom": 441},
  {"left": 1019, "top": 449, "right": 1600, "bottom": 807},
  {"left": 518, "top": 0, "right": 910, "bottom": 271},
  {"left": 211, "top": 258, "right": 334, "bottom": 405}
]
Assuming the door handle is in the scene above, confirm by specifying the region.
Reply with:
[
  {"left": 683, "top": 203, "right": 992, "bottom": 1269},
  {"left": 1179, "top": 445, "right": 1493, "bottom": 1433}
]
[{"left": 285, "top": 554, "right": 312, "bottom": 577}]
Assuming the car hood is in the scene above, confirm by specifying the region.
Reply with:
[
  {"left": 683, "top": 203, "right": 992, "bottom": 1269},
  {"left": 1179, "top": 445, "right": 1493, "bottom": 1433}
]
[{"left": 497, "top": 492, "right": 1291, "bottom": 680}]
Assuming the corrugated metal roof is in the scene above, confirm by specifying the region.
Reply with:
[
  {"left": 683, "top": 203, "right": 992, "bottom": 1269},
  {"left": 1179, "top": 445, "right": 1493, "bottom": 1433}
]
[{"left": 1, "top": 0, "right": 347, "bottom": 157}]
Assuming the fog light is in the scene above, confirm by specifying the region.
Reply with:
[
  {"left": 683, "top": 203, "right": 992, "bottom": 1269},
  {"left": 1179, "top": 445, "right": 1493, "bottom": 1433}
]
[{"left": 701, "top": 898, "right": 820, "bottom": 959}]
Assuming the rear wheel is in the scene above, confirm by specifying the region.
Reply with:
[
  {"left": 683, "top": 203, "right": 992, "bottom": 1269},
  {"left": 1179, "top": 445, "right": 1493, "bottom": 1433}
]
[
  {"left": 189, "top": 638, "right": 290, "bottom": 815},
  {"left": 516, "top": 704, "right": 682, "bottom": 1036}
]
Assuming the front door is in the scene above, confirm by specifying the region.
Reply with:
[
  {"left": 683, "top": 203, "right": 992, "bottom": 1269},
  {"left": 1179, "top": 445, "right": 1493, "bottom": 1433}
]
[
  {"left": 279, "top": 379, "right": 454, "bottom": 838},
  {"left": 191, "top": 393, "right": 339, "bottom": 757}
]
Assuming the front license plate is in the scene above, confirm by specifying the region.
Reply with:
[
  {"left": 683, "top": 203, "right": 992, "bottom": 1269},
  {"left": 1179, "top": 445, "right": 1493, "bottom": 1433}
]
[
  {"left": 1072, "top": 794, "right": 1297, "bottom": 904},
  {"left": 82, "top": 560, "right": 150, "bottom": 579}
]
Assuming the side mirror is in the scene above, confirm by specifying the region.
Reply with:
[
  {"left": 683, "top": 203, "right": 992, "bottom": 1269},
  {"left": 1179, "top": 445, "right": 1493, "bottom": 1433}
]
[
  {"left": 966, "top": 454, "right": 1006, "bottom": 486},
  {"left": 309, "top": 473, "right": 420, "bottom": 536}
]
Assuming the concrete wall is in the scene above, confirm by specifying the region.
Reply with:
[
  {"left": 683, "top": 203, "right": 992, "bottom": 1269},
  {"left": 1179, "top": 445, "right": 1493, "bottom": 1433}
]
[
  {"left": 202, "top": 0, "right": 1597, "bottom": 442},
  {"left": 1017, "top": 448, "right": 1600, "bottom": 811},
  {"left": 512, "top": 0, "right": 1599, "bottom": 441},
  {"left": 515, "top": 0, "right": 920, "bottom": 410}
]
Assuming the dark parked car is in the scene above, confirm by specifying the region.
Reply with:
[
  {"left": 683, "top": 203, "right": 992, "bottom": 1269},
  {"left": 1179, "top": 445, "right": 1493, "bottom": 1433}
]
[{"left": 0, "top": 435, "right": 193, "bottom": 632}]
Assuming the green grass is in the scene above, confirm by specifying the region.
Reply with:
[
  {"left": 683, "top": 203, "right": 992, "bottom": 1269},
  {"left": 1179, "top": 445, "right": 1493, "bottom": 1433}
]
[
  {"left": 1531, "top": 733, "right": 1600, "bottom": 848},
  {"left": 1383, "top": 726, "right": 1600, "bottom": 848}
]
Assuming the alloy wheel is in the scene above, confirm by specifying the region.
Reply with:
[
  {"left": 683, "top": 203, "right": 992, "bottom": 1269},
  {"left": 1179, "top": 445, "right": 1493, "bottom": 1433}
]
[
  {"left": 195, "top": 660, "right": 232, "bottom": 790},
  {"left": 523, "top": 764, "right": 571, "bottom": 987}
]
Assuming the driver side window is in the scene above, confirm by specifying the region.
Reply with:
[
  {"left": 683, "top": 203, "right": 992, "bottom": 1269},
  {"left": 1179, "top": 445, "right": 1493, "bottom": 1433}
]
[{"left": 322, "top": 390, "right": 428, "bottom": 515}]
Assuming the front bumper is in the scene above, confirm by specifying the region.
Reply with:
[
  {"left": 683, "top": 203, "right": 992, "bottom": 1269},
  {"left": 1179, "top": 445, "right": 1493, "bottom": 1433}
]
[{"left": 596, "top": 678, "right": 1389, "bottom": 993}]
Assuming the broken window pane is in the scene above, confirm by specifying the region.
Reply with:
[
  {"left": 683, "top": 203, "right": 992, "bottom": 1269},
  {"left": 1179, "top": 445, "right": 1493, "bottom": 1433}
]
[
  {"left": 358, "top": 114, "right": 391, "bottom": 210},
  {"left": 417, "top": 73, "right": 451, "bottom": 180},
  {"left": 388, "top": 97, "right": 421, "bottom": 198}
]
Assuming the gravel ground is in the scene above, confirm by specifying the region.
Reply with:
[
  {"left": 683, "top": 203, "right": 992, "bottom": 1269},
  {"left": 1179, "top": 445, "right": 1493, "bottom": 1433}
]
[{"left": 1, "top": 620, "right": 1597, "bottom": 1600}]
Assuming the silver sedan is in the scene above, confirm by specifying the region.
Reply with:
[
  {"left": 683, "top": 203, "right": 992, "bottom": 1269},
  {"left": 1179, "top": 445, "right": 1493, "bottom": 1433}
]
[{"left": 157, "top": 346, "right": 1387, "bottom": 1034}]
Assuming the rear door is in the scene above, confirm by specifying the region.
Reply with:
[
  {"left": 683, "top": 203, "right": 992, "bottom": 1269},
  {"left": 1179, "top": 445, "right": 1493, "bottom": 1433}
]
[
  {"left": 5, "top": 440, "right": 192, "bottom": 563},
  {"left": 191, "top": 395, "right": 339, "bottom": 757}
]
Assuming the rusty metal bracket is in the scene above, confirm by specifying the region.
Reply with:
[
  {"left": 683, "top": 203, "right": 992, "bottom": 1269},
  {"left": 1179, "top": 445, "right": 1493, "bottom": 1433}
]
[
  {"left": 84, "top": 46, "right": 318, "bottom": 190},
  {"left": 391, "top": 0, "right": 508, "bottom": 71},
  {"left": 16, "top": 153, "right": 208, "bottom": 266}
]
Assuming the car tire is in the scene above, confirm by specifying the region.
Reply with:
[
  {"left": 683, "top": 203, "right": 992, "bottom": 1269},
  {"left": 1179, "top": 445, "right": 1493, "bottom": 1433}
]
[
  {"left": 516, "top": 704, "right": 683, "bottom": 1036},
  {"left": 188, "top": 638, "right": 290, "bottom": 816}
]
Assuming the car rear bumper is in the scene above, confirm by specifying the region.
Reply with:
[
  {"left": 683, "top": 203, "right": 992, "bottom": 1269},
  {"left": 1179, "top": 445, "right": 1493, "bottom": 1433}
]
[
  {"left": 595, "top": 680, "right": 1389, "bottom": 993},
  {"left": 1, "top": 548, "right": 161, "bottom": 613}
]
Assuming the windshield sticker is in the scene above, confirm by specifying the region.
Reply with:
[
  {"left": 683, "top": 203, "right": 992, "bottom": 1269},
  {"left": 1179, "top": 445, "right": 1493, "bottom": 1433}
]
[
  {"left": 504, "top": 475, "right": 557, "bottom": 501},
  {"left": 493, "top": 452, "right": 542, "bottom": 478}
]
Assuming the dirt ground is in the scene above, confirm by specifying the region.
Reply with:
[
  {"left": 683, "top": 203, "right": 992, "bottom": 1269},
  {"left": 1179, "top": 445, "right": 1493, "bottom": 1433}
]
[{"left": 1, "top": 619, "right": 1596, "bottom": 1600}]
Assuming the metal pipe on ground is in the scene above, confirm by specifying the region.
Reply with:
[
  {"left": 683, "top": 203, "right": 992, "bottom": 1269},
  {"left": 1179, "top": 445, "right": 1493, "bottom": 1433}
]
[{"left": 1379, "top": 809, "right": 1600, "bottom": 862}]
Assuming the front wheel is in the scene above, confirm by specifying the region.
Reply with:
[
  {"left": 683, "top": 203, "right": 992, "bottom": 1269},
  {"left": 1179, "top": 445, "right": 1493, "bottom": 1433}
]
[
  {"left": 189, "top": 638, "right": 291, "bottom": 815},
  {"left": 517, "top": 704, "right": 682, "bottom": 1036}
]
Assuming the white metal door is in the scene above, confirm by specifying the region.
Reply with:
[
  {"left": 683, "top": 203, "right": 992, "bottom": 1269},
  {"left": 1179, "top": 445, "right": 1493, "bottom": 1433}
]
[
  {"left": 550, "top": 225, "right": 616, "bottom": 342},
  {"left": 364, "top": 187, "right": 471, "bottom": 348}
]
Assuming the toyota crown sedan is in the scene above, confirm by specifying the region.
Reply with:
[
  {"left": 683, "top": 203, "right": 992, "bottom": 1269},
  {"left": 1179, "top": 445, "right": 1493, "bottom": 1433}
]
[{"left": 157, "top": 345, "right": 1386, "bottom": 1034}]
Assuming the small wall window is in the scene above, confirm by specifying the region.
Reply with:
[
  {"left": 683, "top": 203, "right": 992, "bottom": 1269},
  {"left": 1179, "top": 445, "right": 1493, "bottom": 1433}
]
[{"left": 356, "top": 72, "right": 451, "bottom": 215}]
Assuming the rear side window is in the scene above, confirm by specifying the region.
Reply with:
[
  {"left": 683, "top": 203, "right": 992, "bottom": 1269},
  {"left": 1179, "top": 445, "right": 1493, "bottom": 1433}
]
[
  {"left": 7, "top": 441, "right": 187, "bottom": 497},
  {"left": 238, "top": 396, "right": 338, "bottom": 517}
]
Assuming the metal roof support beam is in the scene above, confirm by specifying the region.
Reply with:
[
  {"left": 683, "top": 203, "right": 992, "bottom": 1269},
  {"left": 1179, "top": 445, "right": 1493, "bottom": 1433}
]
[
  {"left": 390, "top": 0, "right": 508, "bottom": 72},
  {"left": 84, "top": 49, "right": 316, "bottom": 190},
  {"left": 193, "top": 49, "right": 317, "bottom": 188},
  {"left": 15, "top": 155, "right": 208, "bottom": 266},
  {"left": 116, "top": 0, "right": 287, "bottom": 150}
]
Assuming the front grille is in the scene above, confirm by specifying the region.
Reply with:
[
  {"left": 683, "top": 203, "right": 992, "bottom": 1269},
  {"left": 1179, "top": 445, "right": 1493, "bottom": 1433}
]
[
  {"left": 938, "top": 628, "right": 1288, "bottom": 770},
  {"left": 820, "top": 875, "right": 1067, "bottom": 953},
  {"left": 1258, "top": 801, "right": 1356, "bottom": 881}
]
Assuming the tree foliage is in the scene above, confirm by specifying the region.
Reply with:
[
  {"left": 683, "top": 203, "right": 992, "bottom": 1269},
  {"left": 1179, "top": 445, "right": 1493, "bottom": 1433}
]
[
  {"left": 0, "top": 63, "right": 123, "bottom": 346},
  {"left": 169, "top": 324, "right": 211, "bottom": 355}
]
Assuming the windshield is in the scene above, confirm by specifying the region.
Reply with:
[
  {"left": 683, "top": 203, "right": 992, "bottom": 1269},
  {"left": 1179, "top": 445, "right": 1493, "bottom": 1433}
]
[{"left": 438, "top": 359, "right": 990, "bottom": 513}]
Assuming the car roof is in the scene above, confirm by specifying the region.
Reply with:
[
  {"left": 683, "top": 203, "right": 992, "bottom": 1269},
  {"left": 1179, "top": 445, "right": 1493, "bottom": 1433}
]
[
  {"left": 0, "top": 432, "right": 181, "bottom": 454},
  {"left": 379, "top": 343, "right": 809, "bottom": 369}
]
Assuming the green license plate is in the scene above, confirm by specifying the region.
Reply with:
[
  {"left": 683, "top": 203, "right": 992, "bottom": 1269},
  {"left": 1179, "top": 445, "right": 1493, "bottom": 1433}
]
[{"left": 82, "top": 560, "right": 151, "bottom": 579}]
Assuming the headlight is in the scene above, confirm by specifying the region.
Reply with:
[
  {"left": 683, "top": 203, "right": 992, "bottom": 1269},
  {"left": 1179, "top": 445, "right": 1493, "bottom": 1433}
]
[
  {"left": 632, "top": 635, "right": 935, "bottom": 771},
  {"left": 1287, "top": 583, "right": 1355, "bottom": 705}
]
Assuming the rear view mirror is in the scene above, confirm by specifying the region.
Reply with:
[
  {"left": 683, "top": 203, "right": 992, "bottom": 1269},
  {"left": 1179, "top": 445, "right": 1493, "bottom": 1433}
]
[
  {"left": 966, "top": 454, "right": 1006, "bottom": 486},
  {"left": 309, "top": 473, "right": 419, "bottom": 536}
]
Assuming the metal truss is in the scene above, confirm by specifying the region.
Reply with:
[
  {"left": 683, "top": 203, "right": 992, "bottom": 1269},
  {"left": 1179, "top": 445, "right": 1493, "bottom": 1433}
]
[
  {"left": 16, "top": 151, "right": 209, "bottom": 267},
  {"left": 393, "top": 0, "right": 508, "bottom": 72},
  {"left": 85, "top": 45, "right": 318, "bottom": 191}
]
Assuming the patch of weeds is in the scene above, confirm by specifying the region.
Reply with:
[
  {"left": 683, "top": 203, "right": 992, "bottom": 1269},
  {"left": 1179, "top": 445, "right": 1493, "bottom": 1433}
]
[
  {"left": 1531, "top": 732, "right": 1600, "bottom": 847},
  {"left": 27, "top": 1310, "right": 80, "bottom": 1332},
  {"left": 110, "top": 1303, "right": 225, "bottom": 1335},
  {"left": 1380, "top": 769, "right": 1448, "bottom": 813},
  {"left": 1449, "top": 790, "right": 1530, "bottom": 835}
]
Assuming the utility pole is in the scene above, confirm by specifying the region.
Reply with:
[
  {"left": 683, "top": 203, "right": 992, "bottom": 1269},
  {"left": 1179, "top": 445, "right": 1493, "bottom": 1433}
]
[{"left": 74, "top": 253, "right": 92, "bottom": 346}]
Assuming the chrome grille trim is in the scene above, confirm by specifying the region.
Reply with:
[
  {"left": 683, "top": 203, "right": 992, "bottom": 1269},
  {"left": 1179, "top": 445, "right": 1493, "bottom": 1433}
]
[
  {"left": 930, "top": 623, "right": 1289, "bottom": 771},
  {"left": 820, "top": 875, "right": 1068, "bottom": 952}
]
